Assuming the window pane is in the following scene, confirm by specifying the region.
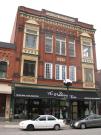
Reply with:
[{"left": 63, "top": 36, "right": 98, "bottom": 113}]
[
  {"left": 56, "top": 65, "right": 59, "bottom": 80},
  {"left": 45, "top": 63, "right": 52, "bottom": 79},
  {"left": 56, "top": 35, "right": 66, "bottom": 55},
  {"left": 69, "top": 38, "right": 75, "bottom": 57},
  {"left": 84, "top": 68, "right": 93, "bottom": 82},
  {"left": 23, "top": 60, "right": 36, "bottom": 76},
  {"left": 25, "top": 33, "right": 37, "bottom": 49},
  {"left": 83, "top": 46, "right": 91, "bottom": 58},
  {"left": 56, "top": 40, "right": 60, "bottom": 54},
  {"left": 0, "top": 62, "right": 7, "bottom": 78},
  {"left": 45, "top": 38, "right": 52, "bottom": 53},
  {"left": 56, "top": 64, "right": 66, "bottom": 80},
  {"left": 69, "top": 66, "right": 76, "bottom": 81}
]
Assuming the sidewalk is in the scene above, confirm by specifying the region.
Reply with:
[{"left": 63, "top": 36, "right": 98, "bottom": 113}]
[{"left": 0, "top": 120, "right": 19, "bottom": 128}]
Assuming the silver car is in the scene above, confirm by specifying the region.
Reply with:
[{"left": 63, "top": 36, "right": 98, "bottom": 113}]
[{"left": 70, "top": 114, "right": 101, "bottom": 129}]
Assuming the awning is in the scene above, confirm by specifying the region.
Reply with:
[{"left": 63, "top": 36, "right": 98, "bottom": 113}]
[
  {"left": 0, "top": 84, "right": 11, "bottom": 94},
  {"left": 14, "top": 86, "right": 100, "bottom": 100}
]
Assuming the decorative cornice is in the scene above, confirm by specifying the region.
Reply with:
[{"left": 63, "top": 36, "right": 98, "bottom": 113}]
[{"left": 20, "top": 12, "right": 95, "bottom": 34}]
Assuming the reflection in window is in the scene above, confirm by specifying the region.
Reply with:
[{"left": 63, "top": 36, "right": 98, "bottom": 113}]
[{"left": 0, "top": 61, "right": 7, "bottom": 78}]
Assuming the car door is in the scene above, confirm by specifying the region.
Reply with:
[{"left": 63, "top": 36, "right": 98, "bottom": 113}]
[
  {"left": 86, "top": 115, "right": 101, "bottom": 127},
  {"left": 34, "top": 116, "right": 47, "bottom": 129},
  {"left": 46, "top": 115, "right": 57, "bottom": 129}
]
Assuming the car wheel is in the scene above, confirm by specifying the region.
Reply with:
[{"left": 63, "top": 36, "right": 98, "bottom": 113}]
[
  {"left": 27, "top": 124, "right": 34, "bottom": 131},
  {"left": 54, "top": 124, "right": 60, "bottom": 130},
  {"left": 80, "top": 123, "right": 86, "bottom": 129}
]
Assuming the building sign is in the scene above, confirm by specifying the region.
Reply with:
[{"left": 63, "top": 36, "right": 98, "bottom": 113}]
[{"left": 14, "top": 87, "right": 99, "bottom": 100}]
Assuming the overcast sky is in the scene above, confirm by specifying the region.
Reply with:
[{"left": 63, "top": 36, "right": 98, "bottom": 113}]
[{"left": 0, "top": 0, "right": 101, "bottom": 69}]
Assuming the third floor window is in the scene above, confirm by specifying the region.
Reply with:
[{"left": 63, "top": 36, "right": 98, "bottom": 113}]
[
  {"left": 69, "top": 38, "right": 75, "bottom": 57},
  {"left": 56, "top": 35, "right": 66, "bottom": 56},
  {"left": 45, "top": 33, "right": 53, "bottom": 53},
  {"left": 25, "top": 29, "right": 38, "bottom": 49}
]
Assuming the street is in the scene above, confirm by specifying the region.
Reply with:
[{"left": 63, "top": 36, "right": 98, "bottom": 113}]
[{"left": 0, "top": 127, "right": 101, "bottom": 135}]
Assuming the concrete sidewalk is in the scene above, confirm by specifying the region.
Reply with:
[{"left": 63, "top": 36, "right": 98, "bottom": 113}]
[{"left": 0, "top": 121, "right": 19, "bottom": 128}]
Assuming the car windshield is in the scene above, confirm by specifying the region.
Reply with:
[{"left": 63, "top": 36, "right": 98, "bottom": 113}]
[{"left": 32, "top": 115, "right": 40, "bottom": 120}]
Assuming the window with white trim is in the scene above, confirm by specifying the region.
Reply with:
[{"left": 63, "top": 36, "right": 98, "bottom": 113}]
[
  {"left": 69, "top": 66, "right": 76, "bottom": 81},
  {"left": 44, "top": 63, "right": 53, "bottom": 79},
  {"left": 0, "top": 61, "right": 7, "bottom": 78},
  {"left": 55, "top": 64, "right": 67, "bottom": 80},
  {"left": 25, "top": 29, "right": 38, "bottom": 49},
  {"left": 69, "top": 38, "right": 75, "bottom": 57},
  {"left": 84, "top": 68, "right": 93, "bottom": 82},
  {"left": 56, "top": 35, "right": 66, "bottom": 55},
  {"left": 23, "top": 60, "right": 36, "bottom": 77},
  {"left": 45, "top": 33, "right": 53, "bottom": 53}
]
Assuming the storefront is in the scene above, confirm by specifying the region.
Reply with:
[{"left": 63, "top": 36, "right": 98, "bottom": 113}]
[
  {"left": 0, "top": 84, "right": 11, "bottom": 120},
  {"left": 13, "top": 86, "right": 100, "bottom": 120}
]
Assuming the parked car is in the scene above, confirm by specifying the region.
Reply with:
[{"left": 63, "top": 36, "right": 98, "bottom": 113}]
[
  {"left": 70, "top": 114, "right": 101, "bottom": 129},
  {"left": 19, "top": 115, "right": 66, "bottom": 131}
]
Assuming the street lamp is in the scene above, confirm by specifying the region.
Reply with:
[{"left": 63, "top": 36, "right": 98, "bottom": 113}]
[{"left": 63, "top": 79, "right": 72, "bottom": 122}]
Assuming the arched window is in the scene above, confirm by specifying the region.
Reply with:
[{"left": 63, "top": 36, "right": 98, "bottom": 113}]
[{"left": 0, "top": 61, "right": 7, "bottom": 78}]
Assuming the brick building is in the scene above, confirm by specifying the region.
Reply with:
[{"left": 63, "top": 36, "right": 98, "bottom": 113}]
[
  {"left": 7, "top": 6, "right": 100, "bottom": 120},
  {"left": 0, "top": 42, "right": 16, "bottom": 120}
]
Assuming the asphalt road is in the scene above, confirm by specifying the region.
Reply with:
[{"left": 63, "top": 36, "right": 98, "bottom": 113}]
[{"left": 0, "top": 127, "right": 101, "bottom": 135}]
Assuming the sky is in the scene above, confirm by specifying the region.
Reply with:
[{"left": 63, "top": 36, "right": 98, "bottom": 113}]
[{"left": 0, "top": 0, "right": 101, "bottom": 69}]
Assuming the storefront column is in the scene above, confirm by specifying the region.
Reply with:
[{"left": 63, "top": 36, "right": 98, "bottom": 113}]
[{"left": 5, "top": 95, "right": 10, "bottom": 120}]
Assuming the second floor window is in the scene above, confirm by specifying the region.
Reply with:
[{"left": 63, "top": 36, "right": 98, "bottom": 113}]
[
  {"left": 69, "top": 66, "right": 76, "bottom": 81},
  {"left": 23, "top": 60, "right": 36, "bottom": 77},
  {"left": 55, "top": 64, "right": 67, "bottom": 80},
  {"left": 44, "top": 63, "right": 53, "bottom": 79},
  {"left": 84, "top": 68, "right": 93, "bottom": 82},
  {"left": 56, "top": 35, "right": 66, "bottom": 55},
  {"left": 45, "top": 33, "right": 53, "bottom": 53},
  {"left": 25, "top": 29, "right": 37, "bottom": 49},
  {"left": 0, "top": 61, "right": 7, "bottom": 78},
  {"left": 69, "top": 38, "right": 75, "bottom": 57}
]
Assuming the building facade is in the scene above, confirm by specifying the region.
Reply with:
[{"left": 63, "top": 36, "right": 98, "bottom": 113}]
[
  {"left": 0, "top": 42, "right": 16, "bottom": 120},
  {"left": 8, "top": 6, "right": 100, "bottom": 120}
]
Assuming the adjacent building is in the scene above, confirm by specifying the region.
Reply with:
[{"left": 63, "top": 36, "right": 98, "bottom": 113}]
[
  {"left": 0, "top": 42, "right": 16, "bottom": 120},
  {"left": 0, "top": 6, "right": 100, "bottom": 120}
]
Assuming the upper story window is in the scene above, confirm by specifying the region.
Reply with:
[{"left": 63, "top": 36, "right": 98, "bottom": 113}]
[
  {"left": 56, "top": 35, "right": 66, "bottom": 56},
  {"left": 25, "top": 29, "right": 37, "bottom": 49},
  {"left": 84, "top": 68, "right": 93, "bottom": 82},
  {"left": 0, "top": 61, "right": 7, "bottom": 78},
  {"left": 44, "top": 63, "right": 53, "bottom": 79},
  {"left": 69, "top": 38, "right": 75, "bottom": 57},
  {"left": 45, "top": 33, "right": 53, "bottom": 53},
  {"left": 82, "top": 40, "right": 92, "bottom": 58},
  {"left": 69, "top": 66, "right": 76, "bottom": 81},
  {"left": 55, "top": 64, "right": 67, "bottom": 80},
  {"left": 23, "top": 60, "right": 36, "bottom": 77}
]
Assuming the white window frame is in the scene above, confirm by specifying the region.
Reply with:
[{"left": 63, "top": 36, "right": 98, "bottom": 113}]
[
  {"left": 56, "top": 36, "right": 66, "bottom": 56},
  {"left": 45, "top": 33, "right": 53, "bottom": 53},
  {"left": 55, "top": 64, "right": 67, "bottom": 80},
  {"left": 44, "top": 63, "right": 53, "bottom": 79},
  {"left": 69, "top": 38, "right": 75, "bottom": 57},
  {"left": 69, "top": 66, "right": 76, "bottom": 81},
  {"left": 23, "top": 25, "right": 39, "bottom": 50}
]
